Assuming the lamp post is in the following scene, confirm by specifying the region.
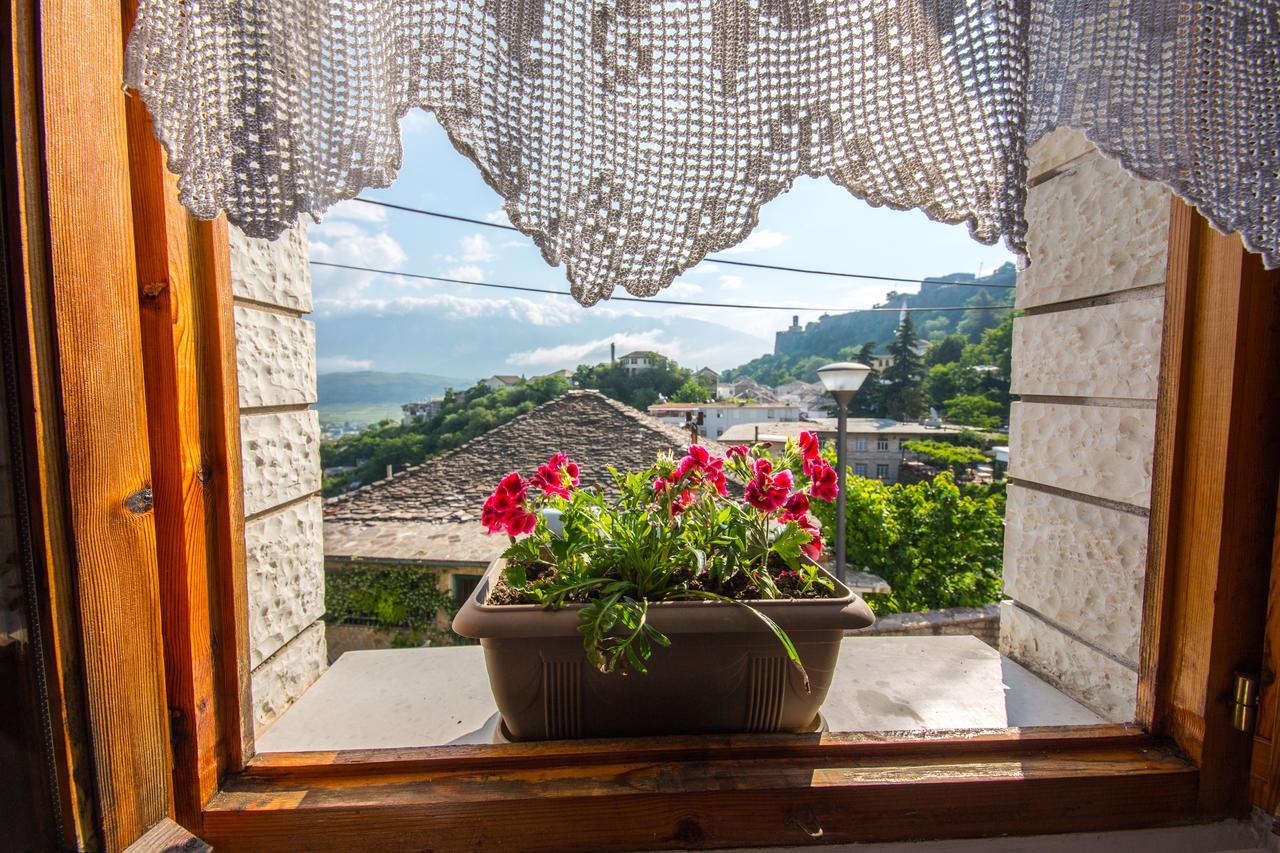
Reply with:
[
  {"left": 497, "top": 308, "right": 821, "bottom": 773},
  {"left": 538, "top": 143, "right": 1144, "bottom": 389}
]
[{"left": 817, "top": 362, "right": 871, "bottom": 584}]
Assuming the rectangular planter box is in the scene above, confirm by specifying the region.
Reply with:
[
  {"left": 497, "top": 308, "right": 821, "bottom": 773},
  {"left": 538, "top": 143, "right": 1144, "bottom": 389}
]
[{"left": 453, "top": 559, "right": 874, "bottom": 740}]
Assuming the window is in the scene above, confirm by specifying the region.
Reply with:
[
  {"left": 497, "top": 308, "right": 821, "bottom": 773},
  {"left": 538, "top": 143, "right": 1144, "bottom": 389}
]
[
  {"left": 876, "top": 463, "right": 890, "bottom": 480},
  {"left": 451, "top": 574, "right": 482, "bottom": 605},
  {"left": 854, "top": 463, "right": 868, "bottom": 477},
  {"left": 877, "top": 438, "right": 890, "bottom": 451},
  {"left": 853, "top": 437, "right": 868, "bottom": 451}
]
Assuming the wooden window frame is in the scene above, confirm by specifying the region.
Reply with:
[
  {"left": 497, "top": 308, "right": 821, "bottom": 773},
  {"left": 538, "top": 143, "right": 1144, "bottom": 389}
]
[{"left": 5, "top": 0, "right": 1280, "bottom": 848}]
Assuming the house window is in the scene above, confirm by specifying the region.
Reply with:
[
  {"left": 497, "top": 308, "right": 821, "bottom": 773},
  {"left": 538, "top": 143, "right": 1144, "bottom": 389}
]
[
  {"left": 853, "top": 437, "right": 868, "bottom": 451},
  {"left": 876, "top": 463, "right": 890, "bottom": 480},
  {"left": 854, "top": 463, "right": 868, "bottom": 477},
  {"left": 877, "top": 438, "right": 890, "bottom": 451},
  {"left": 451, "top": 574, "right": 483, "bottom": 605}
]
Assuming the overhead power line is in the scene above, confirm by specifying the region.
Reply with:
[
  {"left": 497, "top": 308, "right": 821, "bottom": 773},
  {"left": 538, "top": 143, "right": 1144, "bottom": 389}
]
[
  {"left": 310, "top": 260, "right": 1014, "bottom": 314},
  {"left": 349, "top": 197, "right": 1017, "bottom": 288}
]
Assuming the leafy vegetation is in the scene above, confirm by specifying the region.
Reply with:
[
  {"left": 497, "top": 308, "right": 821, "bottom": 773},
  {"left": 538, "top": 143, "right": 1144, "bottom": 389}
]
[
  {"left": 325, "top": 563, "right": 463, "bottom": 647},
  {"left": 572, "top": 354, "right": 706, "bottom": 410},
  {"left": 809, "top": 472, "right": 1004, "bottom": 615},
  {"left": 321, "top": 375, "right": 571, "bottom": 495},
  {"left": 902, "top": 440, "right": 990, "bottom": 479}
]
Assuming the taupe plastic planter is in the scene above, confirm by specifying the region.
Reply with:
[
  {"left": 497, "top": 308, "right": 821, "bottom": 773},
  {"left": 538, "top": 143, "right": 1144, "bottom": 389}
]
[{"left": 452, "top": 559, "right": 875, "bottom": 740}]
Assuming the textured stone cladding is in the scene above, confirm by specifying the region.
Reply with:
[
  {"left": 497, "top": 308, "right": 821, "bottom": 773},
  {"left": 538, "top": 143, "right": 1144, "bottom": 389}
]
[
  {"left": 1000, "top": 130, "right": 1169, "bottom": 721},
  {"left": 230, "top": 222, "right": 327, "bottom": 731}
]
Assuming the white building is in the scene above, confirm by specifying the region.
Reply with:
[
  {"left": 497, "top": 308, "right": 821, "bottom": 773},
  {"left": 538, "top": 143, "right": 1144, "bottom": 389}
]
[
  {"left": 647, "top": 401, "right": 802, "bottom": 441},
  {"left": 401, "top": 397, "right": 444, "bottom": 424},
  {"left": 618, "top": 351, "right": 658, "bottom": 372},
  {"left": 480, "top": 374, "right": 522, "bottom": 391}
]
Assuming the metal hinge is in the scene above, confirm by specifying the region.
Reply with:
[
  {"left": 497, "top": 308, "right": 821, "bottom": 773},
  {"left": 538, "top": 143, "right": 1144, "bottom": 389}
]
[{"left": 1232, "top": 671, "right": 1259, "bottom": 733}]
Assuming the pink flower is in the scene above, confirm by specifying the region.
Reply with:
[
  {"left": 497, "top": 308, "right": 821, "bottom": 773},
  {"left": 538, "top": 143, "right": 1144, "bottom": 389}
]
[
  {"left": 799, "top": 431, "right": 821, "bottom": 472},
  {"left": 752, "top": 457, "right": 773, "bottom": 478},
  {"left": 781, "top": 491, "right": 810, "bottom": 521},
  {"left": 531, "top": 452, "right": 579, "bottom": 498},
  {"left": 686, "top": 444, "right": 711, "bottom": 467},
  {"left": 808, "top": 460, "right": 839, "bottom": 502},
  {"left": 671, "top": 489, "right": 695, "bottom": 515},
  {"left": 652, "top": 476, "right": 668, "bottom": 494},
  {"left": 504, "top": 507, "right": 538, "bottom": 536},
  {"left": 674, "top": 445, "right": 728, "bottom": 496},
  {"left": 726, "top": 444, "right": 749, "bottom": 459}
]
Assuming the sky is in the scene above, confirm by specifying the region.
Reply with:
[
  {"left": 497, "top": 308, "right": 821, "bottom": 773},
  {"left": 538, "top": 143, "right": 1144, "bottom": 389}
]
[{"left": 309, "top": 111, "right": 1014, "bottom": 377}]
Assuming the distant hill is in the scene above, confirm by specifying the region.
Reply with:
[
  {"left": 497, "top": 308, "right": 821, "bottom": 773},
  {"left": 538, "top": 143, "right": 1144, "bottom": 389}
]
[{"left": 318, "top": 371, "right": 469, "bottom": 405}]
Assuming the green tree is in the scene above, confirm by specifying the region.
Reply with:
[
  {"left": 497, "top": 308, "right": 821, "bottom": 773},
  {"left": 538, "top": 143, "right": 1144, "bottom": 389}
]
[
  {"left": 925, "top": 333, "right": 968, "bottom": 367},
  {"left": 810, "top": 473, "right": 1004, "bottom": 614},
  {"left": 880, "top": 315, "right": 927, "bottom": 421},
  {"left": 942, "top": 394, "right": 1002, "bottom": 430},
  {"left": 925, "top": 362, "right": 979, "bottom": 409},
  {"left": 956, "top": 289, "right": 1004, "bottom": 341},
  {"left": 671, "top": 379, "right": 713, "bottom": 403},
  {"left": 902, "top": 439, "right": 989, "bottom": 480}
]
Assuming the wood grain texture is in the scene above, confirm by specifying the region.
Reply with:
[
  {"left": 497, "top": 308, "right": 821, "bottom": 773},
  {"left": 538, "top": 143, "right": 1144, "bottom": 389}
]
[
  {"left": 1141, "top": 198, "right": 1280, "bottom": 815},
  {"left": 124, "top": 818, "right": 210, "bottom": 853},
  {"left": 1251, "top": 489, "right": 1280, "bottom": 812},
  {"left": 36, "top": 0, "right": 175, "bottom": 845},
  {"left": 123, "top": 75, "right": 223, "bottom": 830},
  {"left": 1, "top": 0, "right": 100, "bottom": 844},
  {"left": 207, "top": 733, "right": 1197, "bottom": 851}
]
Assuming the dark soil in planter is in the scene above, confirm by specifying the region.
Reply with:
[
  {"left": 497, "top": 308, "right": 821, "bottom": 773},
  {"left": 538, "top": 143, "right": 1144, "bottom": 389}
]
[{"left": 486, "top": 557, "right": 839, "bottom": 606}]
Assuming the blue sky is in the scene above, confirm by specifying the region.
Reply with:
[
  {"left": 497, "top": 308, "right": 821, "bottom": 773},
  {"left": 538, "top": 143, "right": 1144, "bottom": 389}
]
[{"left": 309, "top": 112, "right": 1013, "bottom": 377}]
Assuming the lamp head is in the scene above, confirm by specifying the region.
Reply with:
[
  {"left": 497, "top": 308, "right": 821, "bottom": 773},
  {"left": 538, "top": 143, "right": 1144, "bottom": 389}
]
[{"left": 817, "top": 361, "right": 871, "bottom": 397}]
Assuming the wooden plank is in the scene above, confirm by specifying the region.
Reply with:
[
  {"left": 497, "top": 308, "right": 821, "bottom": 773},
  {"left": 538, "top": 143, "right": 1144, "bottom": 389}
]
[
  {"left": 125, "top": 818, "right": 211, "bottom": 853},
  {"left": 247, "top": 724, "right": 1151, "bottom": 780},
  {"left": 0, "top": 0, "right": 100, "bottom": 845},
  {"left": 1140, "top": 198, "right": 1280, "bottom": 814},
  {"left": 31, "top": 0, "right": 175, "bottom": 846},
  {"left": 198, "top": 217, "right": 255, "bottom": 773},
  {"left": 1250, "top": 487, "right": 1280, "bottom": 811},
  {"left": 122, "top": 69, "right": 223, "bottom": 828},
  {"left": 205, "top": 737, "right": 1198, "bottom": 851}
]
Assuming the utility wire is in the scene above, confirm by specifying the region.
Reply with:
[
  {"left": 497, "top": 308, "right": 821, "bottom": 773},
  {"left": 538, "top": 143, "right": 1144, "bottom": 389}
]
[
  {"left": 349, "top": 197, "right": 1017, "bottom": 288},
  {"left": 310, "top": 260, "right": 1014, "bottom": 314}
]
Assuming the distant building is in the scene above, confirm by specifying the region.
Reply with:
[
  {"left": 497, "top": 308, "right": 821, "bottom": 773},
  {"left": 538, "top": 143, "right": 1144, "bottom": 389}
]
[
  {"left": 324, "top": 391, "right": 724, "bottom": 655},
  {"left": 720, "top": 375, "right": 779, "bottom": 402},
  {"left": 401, "top": 396, "right": 444, "bottom": 424},
  {"left": 695, "top": 366, "right": 720, "bottom": 387},
  {"left": 481, "top": 374, "right": 522, "bottom": 391},
  {"left": 774, "top": 314, "right": 806, "bottom": 356},
  {"left": 720, "top": 418, "right": 962, "bottom": 484},
  {"left": 618, "top": 351, "right": 658, "bottom": 372},
  {"left": 534, "top": 368, "right": 576, "bottom": 383},
  {"left": 648, "top": 401, "right": 801, "bottom": 441}
]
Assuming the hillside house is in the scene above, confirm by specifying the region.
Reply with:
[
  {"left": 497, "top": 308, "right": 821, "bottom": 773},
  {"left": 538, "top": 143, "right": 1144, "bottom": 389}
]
[
  {"left": 400, "top": 396, "right": 444, "bottom": 424},
  {"left": 480, "top": 374, "right": 522, "bottom": 391},
  {"left": 648, "top": 401, "right": 801, "bottom": 440},
  {"left": 618, "top": 350, "right": 658, "bottom": 372},
  {"left": 721, "top": 418, "right": 963, "bottom": 484},
  {"left": 695, "top": 366, "right": 719, "bottom": 386}
]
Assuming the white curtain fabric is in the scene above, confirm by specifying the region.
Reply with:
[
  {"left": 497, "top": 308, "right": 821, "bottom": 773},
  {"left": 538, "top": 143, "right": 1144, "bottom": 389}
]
[{"left": 125, "top": 0, "right": 1279, "bottom": 306}]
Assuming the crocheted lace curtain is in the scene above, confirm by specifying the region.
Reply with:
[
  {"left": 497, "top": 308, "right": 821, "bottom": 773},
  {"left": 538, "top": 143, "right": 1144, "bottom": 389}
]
[{"left": 125, "top": 0, "right": 1279, "bottom": 306}]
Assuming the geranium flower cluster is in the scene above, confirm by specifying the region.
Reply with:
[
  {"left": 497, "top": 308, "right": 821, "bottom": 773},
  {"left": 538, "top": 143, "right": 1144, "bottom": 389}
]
[
  {"left": 482, "top": 452, "right": 581, "bottom": 536},
  {"left": 483, "top": 433, "right": 840, "bottom": 565}
]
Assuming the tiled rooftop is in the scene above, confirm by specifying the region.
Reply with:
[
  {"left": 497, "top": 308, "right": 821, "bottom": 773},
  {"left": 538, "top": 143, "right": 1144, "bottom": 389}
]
[{"left": 325, "top": 390, "right": 725, "bottom": 562}]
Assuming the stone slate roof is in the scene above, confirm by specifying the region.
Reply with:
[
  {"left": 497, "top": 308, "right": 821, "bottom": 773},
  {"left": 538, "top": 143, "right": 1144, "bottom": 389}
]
[{"left": 324, "top": 390, "right": 725, "bottom": 563}]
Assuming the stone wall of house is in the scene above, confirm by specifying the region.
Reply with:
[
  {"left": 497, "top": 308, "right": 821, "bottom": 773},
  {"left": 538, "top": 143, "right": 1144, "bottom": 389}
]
[
  {"left": 999, "top": 129, "right": 1171, "bottom": 720},
  {"left": 229, "top": 223, "right": 326, "bottom": 732}
]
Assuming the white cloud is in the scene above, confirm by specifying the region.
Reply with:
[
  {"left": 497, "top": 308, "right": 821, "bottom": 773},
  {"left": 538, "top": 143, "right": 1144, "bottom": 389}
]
[
  {"left": 309, "top": 221, "right": 407, "bottom": 270},
  {"left": 400, "top": 109, "right": 432, "bottom": 138},
  {"left": 508, "top": 330, "right": 676, "bottom": 369},
  {"left": 444, "top": 265, "right": 485, "bottom": 282},
  {"left": 484, "top": 208, "right": 512, "bottom": 226},
  {"left": 461, "top": 233, "right": 494, "bottom": 263},
  {"left": 322, "top": 199, "right": 387, "bottom": 223},
  {"left": 314, "top": 292, "right": 575, "bottom": 328},
  {"left": 719, "top": 229, "right": 789, "bottom": 255},
  {"left": 718, "top": 274, "right": 744, "bottom": 290},
  {"left": 665, "top": 280, "right": 703, "bottom": 298},
  {"left": 685, "top": 263, "right": 721, "bottom": 275},
  {"left": 317, "top": 355, "right": 373, "bottom": 372}
]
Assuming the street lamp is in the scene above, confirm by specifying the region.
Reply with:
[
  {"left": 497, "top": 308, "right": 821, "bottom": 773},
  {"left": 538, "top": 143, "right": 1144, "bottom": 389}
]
[{"left": 817, "top": 362, "right": 871, "bottom": 583}]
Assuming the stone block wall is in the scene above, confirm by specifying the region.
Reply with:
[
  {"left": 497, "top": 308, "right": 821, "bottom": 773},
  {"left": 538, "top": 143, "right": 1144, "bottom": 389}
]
[
  {"left": 999, "top": 129, "right": 1170, "bottom": 720},
  {"left": 228, "top": 223, "right": 327, "bottom": 732}
]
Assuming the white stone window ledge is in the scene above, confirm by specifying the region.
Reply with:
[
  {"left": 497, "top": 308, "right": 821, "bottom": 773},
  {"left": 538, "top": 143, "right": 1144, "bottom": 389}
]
[{"left": 255, "top": 636, "right": 1104, "bottom": 753}]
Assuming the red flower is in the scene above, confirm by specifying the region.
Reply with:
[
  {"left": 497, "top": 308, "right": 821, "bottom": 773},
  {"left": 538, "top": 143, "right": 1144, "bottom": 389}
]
[
  {"left": 652, "top": 476, "right": 668, "bottom": 494},
  {"left": 799, "top": 431, "right": 821, "bottom": 472},
  {"left": 671, "top": 489, "right": 695, "bottom": 515},
  {"left": 781, "top": 491, "right": 810, "bottom": 522},
  {"left": 531, "top": 452, "right": 579, "bottom": 499},
  {"left": 726, "top": 444, "right": 749, "bottom": 459},
  {"left": 745, "top": 464, "right": 792, "bottom": 513},
  {"left": 808, "top": 460, "right": 839, "bottom": 502},
  {"left": 794, "top": 514, "right": 823, "bottom": 561},
  {"left": 482, "top": 472, "right": 537, "bottom": 536},
  {"left": 674, "top": 445, "right": 728, "bottom": 496}
]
